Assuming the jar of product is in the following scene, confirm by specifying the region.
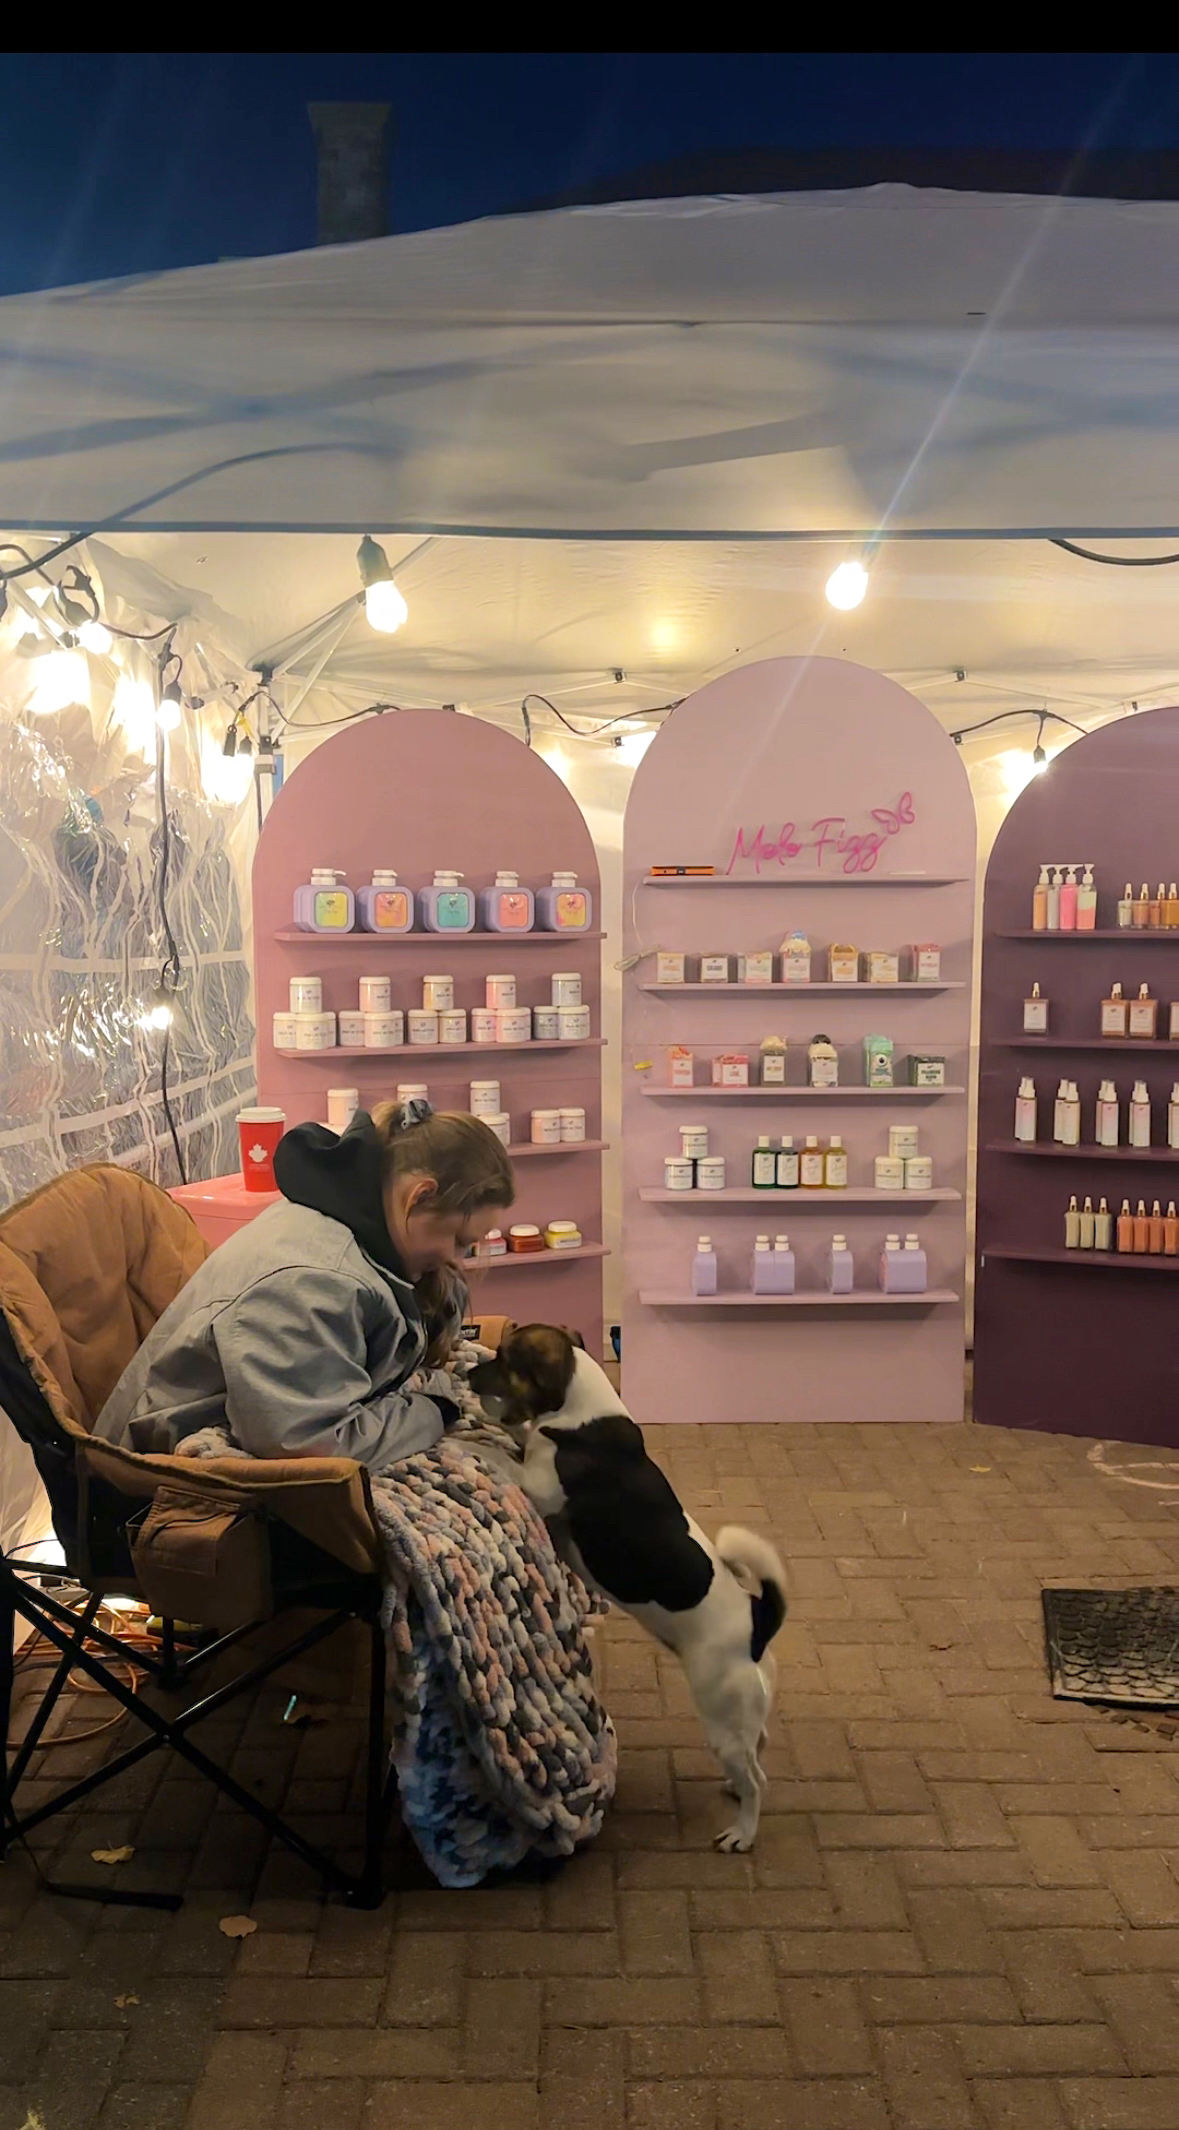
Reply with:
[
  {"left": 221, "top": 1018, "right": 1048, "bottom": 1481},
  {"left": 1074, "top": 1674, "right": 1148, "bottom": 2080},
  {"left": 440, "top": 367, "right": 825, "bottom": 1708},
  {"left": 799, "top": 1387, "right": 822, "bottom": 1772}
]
[
  {"left": 497, "top": 1007, "right": 532, "bottom": 1043},
  {"left": 485, "top": 1111, "right": 512, "bottom": 1146},
  {"left": 485, "top": 974, "right": 517, "bottom": 1011},
  {"left": 470, "top": 1079, "right": 501, "bottom": 1116},
  {"left": 338, "top": 1009, "right": 367, "bottom": 1048},
  {"left": 557, "top": 1004, "right": 591, "bottom": 1041},
  {"left": 904, "top": 1155, "right": 934, "bottom": 1191},
  {"left": 680, "top": 1125, "right": 709, "bottom": 1161},
  {"left": 396, "top": 1082, "right": 429, "bottom": 1105},
  {"left": 295, "top": 1012, "right": 336, "bottom": 1051},
  {"left": 327, "top": 1087, "right": 359, "bottom": 1133},
  {"left": 532, "top": 1005, "right": 561, "bottom": 1039},
  {"left": 438, "top": 1009, "right": 468, "bottom": 1044},
  {"left": 422, "top": 975, "right": 454, "bottom": 1013},
  {"left": 475, "top": 1228, "right": 507, "bottom": 1258},
  {"left": 272, "top": 1011, "right": 299, "bottom": 1049},
  {"left": 289, "top": 975, "right": 322, "bottom": 1015},
  {"left": 364, "top": 1011, "right": 405, "bottom": 1049},
  {"left": 551, "top": 971, "right": 582, "bottom": 1008},
  {"left": 507, "top": 1223, "right": 545, "bottom": 1253},
  {"left": 696, "top": 1155, "right": 727, "bottom": 1191},
  {"left": 407, "top": 1009, "right": 439, "bottom": 1045},
  {"left": 471, "top": 1008, "right": 499, "bottom": 1044},
  {"left": 358, "top": 976, "right": 392, "bottom": 1014},
  {"left": 889, "top": 1123, "right": 921, "bottom": 1160},
  {"left": 559, "top": 1106, "right": 586, "bottom": 1142},
  {"left": 664, "top": 1156, "right": 696, "bottom": 1191},
  {"left": 545, "top": 1220, "right": 582, "bottom": 1250},
  {"left": 531, "top": 1108, "right": 563, "bottom": 1145}
]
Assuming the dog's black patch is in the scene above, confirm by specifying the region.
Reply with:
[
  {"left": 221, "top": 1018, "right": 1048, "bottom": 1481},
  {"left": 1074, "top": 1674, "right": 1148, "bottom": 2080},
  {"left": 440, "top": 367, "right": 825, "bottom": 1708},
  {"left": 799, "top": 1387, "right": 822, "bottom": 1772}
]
[
  {"left": 541, "top": 1414, "right": 715, "bottom": 1612},
  {"left": 749, "top": 1579, "right": 787, "bottom": 1664}
]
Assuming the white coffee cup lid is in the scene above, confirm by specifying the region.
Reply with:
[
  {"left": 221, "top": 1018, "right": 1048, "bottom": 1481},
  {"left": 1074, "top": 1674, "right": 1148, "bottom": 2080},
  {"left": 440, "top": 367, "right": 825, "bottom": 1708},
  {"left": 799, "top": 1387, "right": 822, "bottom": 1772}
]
[{"left": 237, "top": 1107, "right": 285, "bottom": 1123}]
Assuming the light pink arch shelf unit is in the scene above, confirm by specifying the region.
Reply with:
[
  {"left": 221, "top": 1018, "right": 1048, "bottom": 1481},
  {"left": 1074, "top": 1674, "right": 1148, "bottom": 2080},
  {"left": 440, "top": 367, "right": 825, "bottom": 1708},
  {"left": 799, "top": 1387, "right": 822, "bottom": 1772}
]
[
  {"left": 621, "top": 657, "right": 975, "bottom": 1425},
  {"left": 252, "top": 710, "right": 605, "bottom": 1356}
]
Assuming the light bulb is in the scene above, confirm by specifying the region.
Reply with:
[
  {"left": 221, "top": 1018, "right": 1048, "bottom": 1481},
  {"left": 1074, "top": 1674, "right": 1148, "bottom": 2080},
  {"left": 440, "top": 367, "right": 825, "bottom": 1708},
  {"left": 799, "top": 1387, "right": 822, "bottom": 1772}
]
[
  {"left": 201, "top": 743, "right": 254, "bottom": 805},
  {"left": 28, "top": 647, "right": 90, "bottom": 715},
  {"left": 141, "top": 1001, "right": 173, "bottom": 1031},
  {"left": 364, "top": 578, "right": 408, "bottom": 634},
  {"left": 615, "top": 728, "right": 656, "bottom": 767},
  {"left": 111, "top": 675, "right": 158, "bottom": 757},
  {"left": 1032, "top": 744, "right": 1048, "bottom": 773},
  {"left": 78, "top": 619, "right": 112, "bottom": 654},
  {"left": 825, "top": 560, "right": 869, "bottom": 611},
  {"left": 156, "top": 682, "right": 183, "bottom": 732}
]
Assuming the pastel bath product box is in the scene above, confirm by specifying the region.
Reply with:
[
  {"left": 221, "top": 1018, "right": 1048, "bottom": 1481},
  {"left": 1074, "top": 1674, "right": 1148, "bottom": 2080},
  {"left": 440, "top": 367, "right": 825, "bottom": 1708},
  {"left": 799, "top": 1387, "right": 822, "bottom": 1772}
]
[
  {"left": 780, "top": 932, "right": 811, "bottom": 984},
  {"left": 293, "top": 867, "right": 354, "bottom": 933},
  {"left": 753, "top": 1235, "right": 795, "bottom": 1294},
  {"left": 356, "top": 868, "right": 413, "bottom": 933},
  {"left": 827, "top": 1234, "right": 854, "bottom": 1294},
  {"left": 863, "top": 1033, "right": 894, "bottom": 1087},
  {"left": 907, "top": 1055, "right": 946, "bottom": 1087},
  {"left": 535, "top": 870, "right": 592, "bottom": 931},
  {"left": 479, "top": 868, "right": 535, "bottom": 932},
  {"left": 417, "top": 869, "right": 475, "bottom": 933},
  {"left": 881, "top": 1234, "right": 927, "bottom": 1293},
  {"left": 691, "top": 1236, "right": 718, "bottom": 1296}
]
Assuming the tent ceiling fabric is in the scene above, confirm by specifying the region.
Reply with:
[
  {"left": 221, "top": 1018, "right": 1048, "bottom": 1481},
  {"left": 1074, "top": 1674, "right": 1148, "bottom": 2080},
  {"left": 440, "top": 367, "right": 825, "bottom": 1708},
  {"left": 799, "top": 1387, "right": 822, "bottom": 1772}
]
[{"left": 2, "top": 189, "right": 1179, "bottom": 538}]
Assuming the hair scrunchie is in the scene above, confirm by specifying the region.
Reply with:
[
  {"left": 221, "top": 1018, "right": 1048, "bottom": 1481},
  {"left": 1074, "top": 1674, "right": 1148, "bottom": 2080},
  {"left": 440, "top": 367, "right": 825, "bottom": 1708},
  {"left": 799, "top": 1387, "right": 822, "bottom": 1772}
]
[{"left": 401, "top": 1095, "right": 433, "bottom": 1130}]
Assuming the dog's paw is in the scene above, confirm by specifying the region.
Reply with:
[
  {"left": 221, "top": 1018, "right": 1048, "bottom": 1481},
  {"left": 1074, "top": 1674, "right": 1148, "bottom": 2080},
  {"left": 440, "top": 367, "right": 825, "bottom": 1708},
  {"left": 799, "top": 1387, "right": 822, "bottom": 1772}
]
[{"left": 714, "top": 1825, "right": 754, "bottom": 1853}]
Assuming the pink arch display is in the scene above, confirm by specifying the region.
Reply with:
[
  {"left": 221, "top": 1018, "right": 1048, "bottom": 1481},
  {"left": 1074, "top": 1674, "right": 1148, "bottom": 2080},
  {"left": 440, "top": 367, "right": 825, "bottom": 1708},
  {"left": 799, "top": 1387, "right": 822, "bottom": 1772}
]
[
  {"left": 252, "top": 710, "right": 605, "bottom": 1354},
  {"left": 621, "top": 656, "right": 975, "bottom": 1426}
]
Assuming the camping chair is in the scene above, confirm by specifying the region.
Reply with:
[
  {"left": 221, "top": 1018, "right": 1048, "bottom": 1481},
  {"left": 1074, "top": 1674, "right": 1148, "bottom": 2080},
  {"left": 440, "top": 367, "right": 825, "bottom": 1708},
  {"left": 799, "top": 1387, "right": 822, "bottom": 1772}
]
[{"left": 0, "top": 1164, "right": 395, "bottom": 1909}]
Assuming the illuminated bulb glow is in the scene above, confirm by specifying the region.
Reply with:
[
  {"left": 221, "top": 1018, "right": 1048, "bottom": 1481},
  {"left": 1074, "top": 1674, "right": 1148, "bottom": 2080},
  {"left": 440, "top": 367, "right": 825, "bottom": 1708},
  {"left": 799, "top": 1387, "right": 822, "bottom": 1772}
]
[
  {"left": 364, "top": 578, "right": 408, "bottom": 633},
  {"left": 28, "top": 648, "right": 90, "bottom": 715},
  {"left": 999, "top": 749, "right": 1041, "bottom": 798},
  {"left": 111, "top": 675, "right": 158, "bottom": 757},
  {"left": 824, "top": 560, "right": 869, "bottom": 611},
  {"left": 78, "top": 619, "right": 112, "bottom": 654},
  {"left": 616, "top": 728, "right": 656, "bottom": 767},
  {"left": 155, "top": 695, "right": 182, "bottom": 733},
  {"left": 200, "top": 744, "right": 255, "bottom": 806},
  {"left": 141, "top": 1002, "right": 173, "bottom": 1031}
]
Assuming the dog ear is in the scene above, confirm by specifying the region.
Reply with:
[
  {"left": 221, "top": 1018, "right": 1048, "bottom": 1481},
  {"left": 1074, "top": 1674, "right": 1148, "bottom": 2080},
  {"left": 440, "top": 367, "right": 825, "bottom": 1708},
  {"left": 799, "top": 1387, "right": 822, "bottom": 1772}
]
[{"left": 562, "top": 1326, "right": 587, "bottom": 1351}]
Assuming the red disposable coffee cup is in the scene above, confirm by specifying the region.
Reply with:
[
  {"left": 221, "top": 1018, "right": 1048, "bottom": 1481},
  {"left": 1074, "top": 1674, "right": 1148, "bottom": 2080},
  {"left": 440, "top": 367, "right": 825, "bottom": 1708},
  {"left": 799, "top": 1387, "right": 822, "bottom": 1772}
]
[{"left": 237, "top": 1107, "right": 286, "bottom": 1192}]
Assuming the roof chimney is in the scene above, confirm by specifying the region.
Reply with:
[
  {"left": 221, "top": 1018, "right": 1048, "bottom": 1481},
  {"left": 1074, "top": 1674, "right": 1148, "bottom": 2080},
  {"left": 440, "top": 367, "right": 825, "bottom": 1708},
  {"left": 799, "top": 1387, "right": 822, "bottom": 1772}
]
[{"left": 308, "top": 102, "right": 391, "bottom": 246}]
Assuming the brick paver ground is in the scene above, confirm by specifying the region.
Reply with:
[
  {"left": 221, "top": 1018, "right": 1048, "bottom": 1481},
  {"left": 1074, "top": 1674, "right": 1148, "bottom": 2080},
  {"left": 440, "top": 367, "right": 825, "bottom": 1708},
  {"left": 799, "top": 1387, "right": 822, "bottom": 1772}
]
[{"left": 6, "top": 1417, "right": 1179, "bottom": 2129}]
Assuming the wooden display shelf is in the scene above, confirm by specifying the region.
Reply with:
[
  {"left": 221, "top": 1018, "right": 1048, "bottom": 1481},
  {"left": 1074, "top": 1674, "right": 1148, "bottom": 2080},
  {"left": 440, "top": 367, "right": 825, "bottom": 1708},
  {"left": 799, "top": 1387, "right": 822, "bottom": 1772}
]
[
  {"left": 642, "top": 873, "right": 966, "bottom": 888},
  {"left": 473, "top": 1243, "right": 609, "bottom": 1270},
  {"left": 984, "top": 1245, "right": 1179, "bottom": 1273},
  {"left": 274, "top": 930, "right": 604, "bottom": 945},
  {"left": 1000, "top": 1036, "right": 1179, "bottom": 1051},
  {"left": 998, "top": 929, "right": 1179, "bottom": 942},
  {"left": 508, "top": 1140, "right": 608, "bottom": 1159},
  {"left": 638, "top": 1288, "right": 959, "bottom": 1307},
  {"left": 278, "top": 1038, "right": 605, "bottom": 1060},
  {"left": 639, "top": 1186, "right": 960, "bottom": 1205},
  {"left": 985, "top": 1139, "right": 1179, "bottom": 1162},
  {"left": 640, "top": 980, "right": 965, "bottom": 994},
  {"left": 642, "top": 1084, "right": 963, "bottom": 1100}
]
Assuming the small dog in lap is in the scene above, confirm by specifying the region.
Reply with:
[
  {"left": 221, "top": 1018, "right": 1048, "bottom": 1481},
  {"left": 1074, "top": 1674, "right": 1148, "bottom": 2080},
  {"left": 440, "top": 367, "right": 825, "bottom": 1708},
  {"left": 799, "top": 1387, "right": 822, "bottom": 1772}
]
[{"left": 469, "top": 1324, "right": 787, "bottom": 1851}]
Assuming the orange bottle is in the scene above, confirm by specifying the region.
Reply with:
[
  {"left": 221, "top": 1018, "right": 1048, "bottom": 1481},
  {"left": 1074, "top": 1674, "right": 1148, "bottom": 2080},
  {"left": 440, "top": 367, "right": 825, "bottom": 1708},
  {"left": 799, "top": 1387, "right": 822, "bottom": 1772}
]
[
  {"left": 1149, "top": 1199, "right": 1166, "bottom": 1254},
  {"left": 1117, "top": 1198, "right": 1135, "bottom": 1252},
  {"left": 1165, "top": 1201, "right": 1179, "bottom": 1255},
  {"left": 1133, "top": 1199, "right": 1150, "bottom": 1252}
]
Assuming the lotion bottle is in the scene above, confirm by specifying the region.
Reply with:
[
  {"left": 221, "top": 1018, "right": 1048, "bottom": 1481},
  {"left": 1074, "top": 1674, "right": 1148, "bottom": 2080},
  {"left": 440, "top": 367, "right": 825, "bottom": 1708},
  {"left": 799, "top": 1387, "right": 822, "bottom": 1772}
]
[
  {"left": 356, "top": 868, "right": 413, "bottom": 933},
  {"left": 1096, "top": 1080, "right": 1119, "bottom": 1147},
  {"left": 1059, "top": 865, "right": 1078, "bottom": 931},
  {"left": 752, "top": 1135, "right": 777, "bottom": 1188},
  {"left": 1046, "top": 866, "right": 1062, "bottom": 930},
  {"left": 771, "top": 1234, "right": 796, "bottom": 1293},
  {"left": 1062, "top": 1081, "right": 1080, "bottom": 1146},
  {"left": 900, "top": 1233, "right": 928, "bottom": 1291},
  {"left": 1032, "top": 864, "right": 1050, "bottom": 931},
  {"left": 824, "top": 1135, "right": 848, "bottom": 1188},
  {"left": 879, "top": 1234, "right": 902, "bottom": 1291},
  {"left": 776, "top": 1135, "right": 800, "bottom": 1189},
  {"left": 1117, "top": 1198, "right": 1134, "bottom": 1252},
  {"left": 1150, "top": 1199, "right": 1165, "bottom": 1253},
  {"left": 800, "top": 1135, "right": 826, "bottom": 1188},
  {"left": 1053, "top": 1078, "right": 1070, "bottom": 1143},
  {"left": 1129, "top": 1080, "right": 1152, "bottom": 1148},
  {"left": 691, "top": 1236, "right": 718, "bottom": 1296},
  {"left": 1079, "top": 1195, "right": 1096, "bottom": 1249},
  {"left": 1134, "top": 1199, "right": 1150, "bottom": 1253},
  {"left": 479, "top": 869, "right": 535, "bottom": 932},
  {"left": 1117, "top": 882, "right": 1133, "bottom": 928},
  {"left": 1023, "top": 982, "right": 1049, "bottom": 1034},
  {"left": 418, "top": 869, "right": 475, "bottom": 933},
  {"left": 1015, "top": 1076, "right": 1038, "bottom": 1142},
  {"left": 1064, "top": 1195, "right": 1081, "bottom": 1248},
  {"left": 1165, "top": 1201, "right": 1179, "bottom": 1255},
  {"left": 1133, "top": 882, "right": 1150, "bottom": 928},
  {"left": 1094, "top": 1197, "right": 1113, "bottom": 1251},
  {"left": 1169, "top": 1082, "right": 1179, "bottom": 1150},
  {"left": 1076, "top": 864, "right": 1097, "bottom": 930},
  {"left": 535, "top": 871, "right": 592, "bottom": 932},
  {"left": 827, "top": 1233, "right": 854, "bottom": 1295},
  {"left": 294, "top": 867, "right": 355, "bottom": 933}
]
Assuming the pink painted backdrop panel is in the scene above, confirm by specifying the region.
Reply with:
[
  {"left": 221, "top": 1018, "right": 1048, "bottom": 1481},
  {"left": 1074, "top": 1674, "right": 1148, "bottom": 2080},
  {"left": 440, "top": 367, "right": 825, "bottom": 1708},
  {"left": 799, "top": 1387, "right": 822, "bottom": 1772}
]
[
  {"left": 252, "top": 710, "right": 604, "bottom": 1354},
  {"left": 621, "top": 657, "right": 975, "bottom": 1425}
]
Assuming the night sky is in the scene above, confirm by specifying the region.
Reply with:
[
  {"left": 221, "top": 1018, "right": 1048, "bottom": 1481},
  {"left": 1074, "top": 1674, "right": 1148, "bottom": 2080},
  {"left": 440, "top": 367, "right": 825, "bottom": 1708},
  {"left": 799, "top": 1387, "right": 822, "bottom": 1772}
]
[{"left": 0, "top": 51, "right": 1173, "bottom": 296}]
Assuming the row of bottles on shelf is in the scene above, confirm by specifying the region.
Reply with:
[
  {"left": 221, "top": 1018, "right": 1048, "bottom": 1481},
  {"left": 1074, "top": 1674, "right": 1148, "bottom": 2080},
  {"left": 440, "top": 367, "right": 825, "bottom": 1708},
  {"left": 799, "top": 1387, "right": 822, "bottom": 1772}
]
[
  {"left": 275, "top": 970, "right": 590, "bottom": 1051},
  {"left": 655, "top": 940, "right": 942, "bottom": 985},
  {"left": 1022, "top": 982, "right": 1179, "bottom": 1041},
  {"left": 1029, "top": 865, "right": 1098, "bottom": 931},
  {"left": 660, "top": 1123, "right": 934, "bottom": 1191},
  {"left": 666, "top": 1037, "right": 946, "bottom": 1088},
  {"left": 294, "top": 866, "right": 593, "bottom": 935},
  {"left": 1014, "top": 1077, "right": 1179, "bottom": 1149},
  {"left": 689, "top": 1231, "right": 929, "bottom": 1296},
  {"left": 1062, "top": 1194, "right": 1179, "bottom": 1256}
]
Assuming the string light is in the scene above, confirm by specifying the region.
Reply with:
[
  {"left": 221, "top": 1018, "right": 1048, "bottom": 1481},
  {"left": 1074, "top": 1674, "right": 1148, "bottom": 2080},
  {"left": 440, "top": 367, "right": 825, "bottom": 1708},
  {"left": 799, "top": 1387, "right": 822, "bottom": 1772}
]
[
  {"left": 77, "top": 619, "right": 112, "bottom": 654},
  {"left": 28, "top": 647, "right": 90, "bottom": 715},
  {"left": 156, "top": 679, "right": 183, "bottom": 732},
  {"left": 825, "top": 560, "right": 869, "bottom": 611},
  {"left": 357, "top": 535, "right": 408, "bottom": 635}
]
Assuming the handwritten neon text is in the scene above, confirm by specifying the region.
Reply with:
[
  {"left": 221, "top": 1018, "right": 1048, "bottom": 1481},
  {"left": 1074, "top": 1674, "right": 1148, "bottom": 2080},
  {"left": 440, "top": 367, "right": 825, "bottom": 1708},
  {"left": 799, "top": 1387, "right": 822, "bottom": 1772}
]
[{"left": 725, "top": 793, "right": 916, "bottom": 876}]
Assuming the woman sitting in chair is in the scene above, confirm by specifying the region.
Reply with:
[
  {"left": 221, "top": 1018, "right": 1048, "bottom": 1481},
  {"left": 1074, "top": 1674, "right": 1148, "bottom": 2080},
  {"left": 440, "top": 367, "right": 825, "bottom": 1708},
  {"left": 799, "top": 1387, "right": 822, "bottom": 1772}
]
[{"left": 96, "top": 1099, "right": 514, "bottom": 1470}]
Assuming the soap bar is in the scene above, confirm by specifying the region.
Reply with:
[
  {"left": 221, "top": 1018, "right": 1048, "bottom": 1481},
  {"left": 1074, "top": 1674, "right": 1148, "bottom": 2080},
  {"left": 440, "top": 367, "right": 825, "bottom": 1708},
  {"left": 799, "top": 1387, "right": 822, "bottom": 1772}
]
[
  {"left": 668, "top": 1045, "right": 695, "bottom": 1087},
  {"left": 828, "top": 944, "right": 858, "bottom": 983},
  {"left": 700, "top": 955, "right": 731, "bottom": 984},
  {"left": 712, "top": 1052, "right": 750, "bottom": 1086},
  {"left": 737, "top": 951, "right": 774, "bottom": 985},
  {"left": 908, "top": 1055, "right": 946, "bottom": 1086},
  {"left": 863, "top": 949, "right": 900, "bottom": 984},
  {"left": 907, "top": 943, "right": 942, "bottom": 982},
  {"left": 656, "top": 952, "right": 686, "bottom": 984}
]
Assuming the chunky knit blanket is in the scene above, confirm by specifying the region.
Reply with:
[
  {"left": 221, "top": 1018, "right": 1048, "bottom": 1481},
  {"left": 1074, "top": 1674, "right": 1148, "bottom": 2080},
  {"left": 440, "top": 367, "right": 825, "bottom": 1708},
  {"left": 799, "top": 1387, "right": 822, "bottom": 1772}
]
[{"left": 179, "top": 1356, "right": 615, "bottom": 1886}]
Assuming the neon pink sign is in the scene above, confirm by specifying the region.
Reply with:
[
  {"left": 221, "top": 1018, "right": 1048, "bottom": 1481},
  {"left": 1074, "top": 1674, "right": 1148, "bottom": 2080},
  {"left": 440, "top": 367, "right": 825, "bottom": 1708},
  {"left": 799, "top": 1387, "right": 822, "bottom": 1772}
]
[{"left": 725, "top": 792, "right": 917, "bottom": 877}]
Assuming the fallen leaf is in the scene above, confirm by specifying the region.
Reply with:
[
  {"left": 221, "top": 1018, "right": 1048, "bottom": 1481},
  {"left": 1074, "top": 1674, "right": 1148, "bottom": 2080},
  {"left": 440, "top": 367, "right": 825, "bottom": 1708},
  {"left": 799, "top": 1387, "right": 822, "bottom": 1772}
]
[
  {"left": 969, "top": 1465, "right": 991, "bottom": 1474},
  {"left": 218, "top": 1914, "right": 258, "bottom": 1939},
  {"left": 91, "top": 1845, "right": 134, "bottom": 1865},
  {"left": 115, "top": 1993, "right": 139, "bottom": 2009}
]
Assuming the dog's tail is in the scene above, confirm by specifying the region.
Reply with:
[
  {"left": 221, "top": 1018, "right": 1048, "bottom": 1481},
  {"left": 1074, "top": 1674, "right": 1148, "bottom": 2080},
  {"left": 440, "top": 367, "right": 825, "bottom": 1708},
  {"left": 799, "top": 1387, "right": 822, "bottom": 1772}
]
[{"left": 716, "top": 1526, "right": 787, "bottom": 1662}]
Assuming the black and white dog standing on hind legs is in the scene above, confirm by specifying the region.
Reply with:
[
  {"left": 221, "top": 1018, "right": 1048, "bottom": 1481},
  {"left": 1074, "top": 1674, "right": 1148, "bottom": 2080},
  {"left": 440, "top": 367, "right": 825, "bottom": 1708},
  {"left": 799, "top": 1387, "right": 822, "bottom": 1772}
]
[{"left": 469, "top": 1324, "right": 787, "bottom": 1852}]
